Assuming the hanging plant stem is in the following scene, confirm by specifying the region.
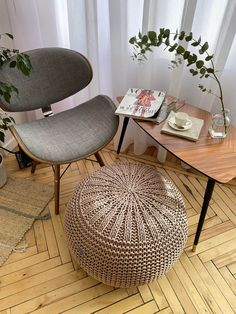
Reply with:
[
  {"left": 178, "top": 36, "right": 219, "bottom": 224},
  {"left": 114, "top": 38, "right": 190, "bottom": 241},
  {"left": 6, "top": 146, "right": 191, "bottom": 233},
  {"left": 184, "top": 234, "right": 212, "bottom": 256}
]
[{"left": 129, "top": 28, "right": 227, "bottom": 134}]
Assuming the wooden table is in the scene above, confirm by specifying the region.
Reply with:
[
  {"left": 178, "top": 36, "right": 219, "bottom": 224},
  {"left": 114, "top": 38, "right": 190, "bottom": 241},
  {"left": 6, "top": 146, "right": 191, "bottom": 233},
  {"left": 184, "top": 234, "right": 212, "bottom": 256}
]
[{"left": 116, "top": 99, "right": 236, "bottom": 251}]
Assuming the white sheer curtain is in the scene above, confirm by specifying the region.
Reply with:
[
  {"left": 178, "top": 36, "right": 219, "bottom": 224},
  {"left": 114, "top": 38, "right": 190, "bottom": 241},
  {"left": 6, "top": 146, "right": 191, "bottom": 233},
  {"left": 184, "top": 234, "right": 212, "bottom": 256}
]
[{"left": 5, "top": 0, "right": 236, "bottom": 154}]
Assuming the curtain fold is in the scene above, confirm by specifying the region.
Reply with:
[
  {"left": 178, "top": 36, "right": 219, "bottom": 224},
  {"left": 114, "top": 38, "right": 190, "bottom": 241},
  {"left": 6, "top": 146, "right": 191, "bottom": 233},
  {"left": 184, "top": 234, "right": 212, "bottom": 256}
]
[{"left": 5, "top": 0, "right": 236, "bottom": 155}]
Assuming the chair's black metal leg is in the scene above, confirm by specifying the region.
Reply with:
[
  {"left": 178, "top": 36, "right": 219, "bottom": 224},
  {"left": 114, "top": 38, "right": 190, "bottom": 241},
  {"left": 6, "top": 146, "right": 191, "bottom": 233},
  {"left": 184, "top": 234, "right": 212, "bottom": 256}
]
[
  {"left": 94, "top": 152, "right": 105, "bottom": 167},
  {"left": 54, "top": 164, "right": 60, "bottom": 215},
  {"left": 117, "top": 117, "right": 130, "bottom": 155},
  {"left": 192, "top": 178, "right": 216, "bottom": 252}
]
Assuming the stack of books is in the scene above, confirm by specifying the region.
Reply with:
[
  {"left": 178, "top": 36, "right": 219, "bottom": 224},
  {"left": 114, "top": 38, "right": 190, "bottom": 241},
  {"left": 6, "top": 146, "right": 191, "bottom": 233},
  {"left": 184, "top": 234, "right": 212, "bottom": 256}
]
[{"left": 161, "top": 111, "right": 204, "bottom": 141}]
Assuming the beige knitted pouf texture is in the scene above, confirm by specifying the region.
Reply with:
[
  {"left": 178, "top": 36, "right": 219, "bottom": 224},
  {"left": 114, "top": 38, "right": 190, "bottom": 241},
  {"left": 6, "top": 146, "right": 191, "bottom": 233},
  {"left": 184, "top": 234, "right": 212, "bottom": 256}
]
[{"left": 64, "top": 162, "right": 188, "bottom": 288}]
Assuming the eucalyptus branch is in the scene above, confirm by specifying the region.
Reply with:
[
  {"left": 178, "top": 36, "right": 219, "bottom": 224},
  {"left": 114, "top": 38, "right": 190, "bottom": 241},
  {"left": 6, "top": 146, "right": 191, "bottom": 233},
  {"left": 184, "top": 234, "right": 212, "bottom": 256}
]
[
  {"left": 198, "top": 84, "right": 219, "bottom": 99},
  {"left": 129, "top": 28, "right": 228, "bottom": 133}
]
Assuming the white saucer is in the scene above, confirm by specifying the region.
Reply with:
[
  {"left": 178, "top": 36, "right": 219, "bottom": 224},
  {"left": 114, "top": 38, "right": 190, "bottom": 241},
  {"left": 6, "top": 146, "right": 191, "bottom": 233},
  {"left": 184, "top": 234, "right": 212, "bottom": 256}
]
[{"left": 168, "top": 117, "right": 192, "bottom": 131}]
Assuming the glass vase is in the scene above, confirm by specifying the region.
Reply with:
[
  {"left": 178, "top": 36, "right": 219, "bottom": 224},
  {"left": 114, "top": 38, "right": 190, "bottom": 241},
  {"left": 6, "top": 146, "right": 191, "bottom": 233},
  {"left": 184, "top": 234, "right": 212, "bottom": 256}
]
[{"left": 209, "top": 109, "right": 230, "bottom": 139}]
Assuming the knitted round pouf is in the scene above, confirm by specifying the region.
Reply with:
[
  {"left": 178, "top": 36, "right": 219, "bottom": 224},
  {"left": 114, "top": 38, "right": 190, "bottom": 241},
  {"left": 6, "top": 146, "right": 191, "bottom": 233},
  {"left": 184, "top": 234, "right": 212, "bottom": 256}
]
[{"left": 64, "top": 162, "right": 188, "bottom": 288}]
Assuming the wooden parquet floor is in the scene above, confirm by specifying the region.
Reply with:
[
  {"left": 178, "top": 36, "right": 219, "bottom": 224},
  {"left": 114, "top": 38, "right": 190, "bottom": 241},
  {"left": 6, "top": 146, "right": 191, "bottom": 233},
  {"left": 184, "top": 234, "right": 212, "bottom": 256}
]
[{"left": 1, "top": 143, "right": 236, "bottom": 313}]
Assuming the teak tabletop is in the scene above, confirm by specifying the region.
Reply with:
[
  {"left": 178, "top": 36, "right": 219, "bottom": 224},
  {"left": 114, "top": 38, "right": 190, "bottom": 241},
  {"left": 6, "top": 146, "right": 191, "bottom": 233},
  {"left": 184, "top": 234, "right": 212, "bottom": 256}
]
[
  {"left": 116, "top": 96, "right": 236, "bottom": 251},
  {"left": 136, "top": 104, "right": 236, "bottom": 184},
  {"left": 117, "top": 96, "right": 236, "bottom": 184}
]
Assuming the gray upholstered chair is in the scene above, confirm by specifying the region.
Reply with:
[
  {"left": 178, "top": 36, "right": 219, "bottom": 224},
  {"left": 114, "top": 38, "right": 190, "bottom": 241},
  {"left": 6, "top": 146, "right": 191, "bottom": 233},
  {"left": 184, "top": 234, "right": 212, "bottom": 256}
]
[{"left": 0, "top": 47, "right": 119, "bottom": 214}]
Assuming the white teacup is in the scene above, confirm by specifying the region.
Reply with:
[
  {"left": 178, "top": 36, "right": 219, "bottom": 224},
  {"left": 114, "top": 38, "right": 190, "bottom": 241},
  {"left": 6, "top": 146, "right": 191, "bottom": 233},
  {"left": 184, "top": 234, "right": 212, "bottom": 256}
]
[{"left": 175, "top": 112, "right": 191, "bottom": 127}]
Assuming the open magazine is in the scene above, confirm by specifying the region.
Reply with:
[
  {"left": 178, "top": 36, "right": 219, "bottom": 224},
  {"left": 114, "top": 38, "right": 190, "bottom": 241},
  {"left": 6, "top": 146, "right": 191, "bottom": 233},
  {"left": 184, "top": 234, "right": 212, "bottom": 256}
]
[
  {"left": 115, "top": 88, "right": 166, "bottom": 121},
  {"left": 115, "top": 88, "right": 184, "bottom": 123}
]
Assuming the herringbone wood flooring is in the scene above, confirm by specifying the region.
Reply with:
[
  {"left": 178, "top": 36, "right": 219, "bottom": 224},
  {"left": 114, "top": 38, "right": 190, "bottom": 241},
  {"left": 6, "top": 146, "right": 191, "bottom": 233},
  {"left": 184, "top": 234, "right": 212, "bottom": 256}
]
[{"left": 1, "top": 143, "right": 236, "bottom": 313}]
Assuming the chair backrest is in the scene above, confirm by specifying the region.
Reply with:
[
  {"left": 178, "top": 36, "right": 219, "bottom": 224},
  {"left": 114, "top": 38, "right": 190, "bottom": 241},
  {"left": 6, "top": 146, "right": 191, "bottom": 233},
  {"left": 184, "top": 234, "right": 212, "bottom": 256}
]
[{"left": 0, "top": 47, "right": 93, "bottom": 112}]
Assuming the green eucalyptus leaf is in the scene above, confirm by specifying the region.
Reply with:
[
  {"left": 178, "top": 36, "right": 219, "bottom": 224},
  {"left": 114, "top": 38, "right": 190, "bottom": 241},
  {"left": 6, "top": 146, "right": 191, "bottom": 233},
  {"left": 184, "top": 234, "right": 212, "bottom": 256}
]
[
  {"left": 142, "top": 35, "right": 148, "bottom": 44},
  {"left": 169, "top": 43, "right": 178, "bottom": 52},
  {"left": 188, "top": 54, "right": 197, "bottom": 64},
  {"left": 207, "top": 68, "right": 214, "bottom": 73},
  {"left": 187, "top": 56, "right": 194, "bottom": 66},
  {"left": 165, "top": 38, "right": 170, "bottom": 46},
  {"left": 183, "top": 51, "right": 190, "bottom": 59},
  {"left": 200, "top": 68, "right": 206, "bottom": 78},
  {"left": 148, "top": 31, "right": 157, "bottom": 40},
  {"left": 196, "top": 60, "right": 204, "bottom": 68},
  {"left": 179, "top": 31, "right": 185, "bottom": 40},
  {"left": 191, "top": 41, "right": 199, "bottom": 47},
  {"left": 160, "top": 28, "right": 165, "bottom": 34},
  {"left": 129, "top": 37, "right": 136, "bottom": 44},
  {"left": 192, "top": 54, "right": 197, "bottom": 62},
  {"left": 163, "top": 29, "right": 170, "bottom": 38},
  {"left": 190, "top": 69, "right": 198, "bottom": 76},
  {"left": 185, "top": 32, "right": 193, "bottom": 41},
  {"left": 205, "top": 55, "right": 213, "bottom": 61},
  {"left": 202, "top": 41, "right": 209, "bottom": 52},
  {"left": 176, "top": 45, "right": 185, "bottom": 54},
  {"left": 157, "top": 33, "right": 162, "bottom": 40}
]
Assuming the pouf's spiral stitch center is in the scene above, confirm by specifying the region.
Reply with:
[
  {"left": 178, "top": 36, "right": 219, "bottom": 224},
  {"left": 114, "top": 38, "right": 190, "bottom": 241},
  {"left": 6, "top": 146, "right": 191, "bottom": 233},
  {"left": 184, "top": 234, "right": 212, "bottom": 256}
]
[{"left": 76, "top": 163, "right": 185, "bottom": 243}]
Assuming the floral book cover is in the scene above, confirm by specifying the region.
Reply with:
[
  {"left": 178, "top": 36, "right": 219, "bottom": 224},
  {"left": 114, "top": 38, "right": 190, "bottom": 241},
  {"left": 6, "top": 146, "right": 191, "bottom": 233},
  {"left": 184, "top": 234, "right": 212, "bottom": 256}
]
[{"left": 115, "top": 88, "right": 166, "bottom": 120}]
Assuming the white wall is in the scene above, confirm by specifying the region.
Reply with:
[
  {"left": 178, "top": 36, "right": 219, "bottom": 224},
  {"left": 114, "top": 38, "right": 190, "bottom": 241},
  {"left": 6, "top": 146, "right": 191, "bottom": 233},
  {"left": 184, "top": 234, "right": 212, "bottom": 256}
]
[{"left": 0, "top": 0, "right": 28, "bottom": 152}]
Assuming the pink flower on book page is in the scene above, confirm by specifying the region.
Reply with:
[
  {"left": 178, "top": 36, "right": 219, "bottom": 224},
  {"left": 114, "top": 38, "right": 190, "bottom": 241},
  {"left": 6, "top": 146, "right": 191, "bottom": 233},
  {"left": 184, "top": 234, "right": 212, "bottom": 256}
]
[{"left": 132, "top": 90, "right": 156, "bottom": 117}]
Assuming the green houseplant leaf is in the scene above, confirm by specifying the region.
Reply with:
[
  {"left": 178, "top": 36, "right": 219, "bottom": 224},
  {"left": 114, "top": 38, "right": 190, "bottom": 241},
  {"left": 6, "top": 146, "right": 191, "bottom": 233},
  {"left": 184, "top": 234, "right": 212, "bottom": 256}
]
[{"left": 0, "top": 33, "right": 32, "bottom": 143}]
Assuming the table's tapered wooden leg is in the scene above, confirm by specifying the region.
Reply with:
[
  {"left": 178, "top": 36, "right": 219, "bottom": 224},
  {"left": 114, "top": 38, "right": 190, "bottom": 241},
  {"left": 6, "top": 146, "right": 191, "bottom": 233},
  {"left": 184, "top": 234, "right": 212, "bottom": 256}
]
[{"left": 192, "top": 178, "right": 216, "bottom": 252}]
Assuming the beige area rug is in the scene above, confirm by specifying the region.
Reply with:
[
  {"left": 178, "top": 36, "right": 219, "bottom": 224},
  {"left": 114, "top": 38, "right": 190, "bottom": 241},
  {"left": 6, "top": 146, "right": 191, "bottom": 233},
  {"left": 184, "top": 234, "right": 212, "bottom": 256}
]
[{"left": 0, "top": 176, "right": 54, "bottom": 266}]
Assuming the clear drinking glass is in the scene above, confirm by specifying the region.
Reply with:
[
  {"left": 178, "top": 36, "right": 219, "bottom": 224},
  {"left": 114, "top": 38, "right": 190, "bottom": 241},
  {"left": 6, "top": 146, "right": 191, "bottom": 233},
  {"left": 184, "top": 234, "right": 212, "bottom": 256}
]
[{"left": 209, "top": 109, "right": 230, "bottom": 139}]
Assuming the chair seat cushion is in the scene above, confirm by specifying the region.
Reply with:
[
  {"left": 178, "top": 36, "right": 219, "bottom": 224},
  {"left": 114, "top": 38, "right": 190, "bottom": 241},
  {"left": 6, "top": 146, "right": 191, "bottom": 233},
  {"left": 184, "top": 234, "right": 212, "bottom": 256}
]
[{"left": 13, "top": 95, "right": 118, "bottom": 163}]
